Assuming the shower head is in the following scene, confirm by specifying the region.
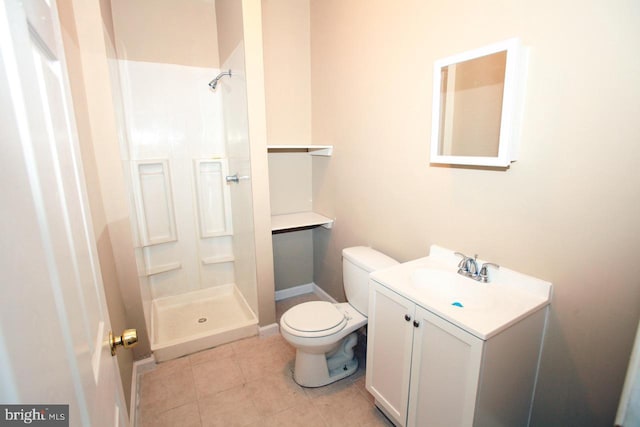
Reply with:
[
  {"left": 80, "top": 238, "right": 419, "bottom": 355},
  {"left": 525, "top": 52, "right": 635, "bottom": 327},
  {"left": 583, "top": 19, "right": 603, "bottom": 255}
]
[{"left": 208, "top": 69, "right": 232, "bottom": 90}]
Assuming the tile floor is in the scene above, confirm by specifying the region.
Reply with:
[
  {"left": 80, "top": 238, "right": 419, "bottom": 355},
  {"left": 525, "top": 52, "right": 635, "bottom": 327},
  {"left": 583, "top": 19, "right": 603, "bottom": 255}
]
[{"left": 136, "top": 293, "right": 394, "bottom": 427}]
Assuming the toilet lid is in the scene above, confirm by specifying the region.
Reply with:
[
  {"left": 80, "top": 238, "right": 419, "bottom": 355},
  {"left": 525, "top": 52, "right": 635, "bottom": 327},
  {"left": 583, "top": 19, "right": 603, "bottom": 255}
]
[{"left": 283, "top": 301, "right": 347, "bottom": 334}]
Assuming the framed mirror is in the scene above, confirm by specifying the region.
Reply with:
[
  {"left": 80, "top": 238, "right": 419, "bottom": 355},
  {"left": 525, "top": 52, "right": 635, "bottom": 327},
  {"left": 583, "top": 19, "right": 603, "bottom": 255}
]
[{"left": 430, "top": 38, "right": 526, "bottom": 167}]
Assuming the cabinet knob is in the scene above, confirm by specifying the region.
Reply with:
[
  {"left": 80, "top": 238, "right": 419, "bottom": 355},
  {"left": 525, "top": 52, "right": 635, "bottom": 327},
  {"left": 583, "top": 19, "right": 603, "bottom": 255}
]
[
  {"left": 404, "top": 314, "right": 411, "bottom": 322},
  {"left": 413, "top": 320, "right": 420, "bottom": 328}
]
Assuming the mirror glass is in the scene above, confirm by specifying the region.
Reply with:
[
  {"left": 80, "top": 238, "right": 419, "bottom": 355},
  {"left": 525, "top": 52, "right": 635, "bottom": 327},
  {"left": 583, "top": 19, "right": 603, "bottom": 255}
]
[{"left": 430, "top": 39, "right": 524, "bottom": 167}]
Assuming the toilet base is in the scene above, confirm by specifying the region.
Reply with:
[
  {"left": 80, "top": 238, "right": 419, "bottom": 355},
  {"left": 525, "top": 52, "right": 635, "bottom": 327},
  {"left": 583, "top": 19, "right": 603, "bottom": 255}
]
[{"left": 292, "top": 332, "right": 360, "bottom": 387}]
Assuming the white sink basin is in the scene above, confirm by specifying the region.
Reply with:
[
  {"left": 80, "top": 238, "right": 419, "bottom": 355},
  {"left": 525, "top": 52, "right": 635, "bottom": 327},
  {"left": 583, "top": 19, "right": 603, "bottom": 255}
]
[{"left": 411, "top": 268, "right": 494, "bottom": 310}]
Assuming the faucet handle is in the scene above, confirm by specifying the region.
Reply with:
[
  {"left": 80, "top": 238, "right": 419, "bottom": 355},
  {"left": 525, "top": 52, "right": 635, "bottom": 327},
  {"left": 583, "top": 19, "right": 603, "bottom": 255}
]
[
  {"left": 479, "top": 262, "right": 500, "bottom": 283},
  {"left": 453, "top": 252, "right": 468, "bottom": 267},
  {"left": 454, "top": 252, "right": 468, "bottom": 271}
]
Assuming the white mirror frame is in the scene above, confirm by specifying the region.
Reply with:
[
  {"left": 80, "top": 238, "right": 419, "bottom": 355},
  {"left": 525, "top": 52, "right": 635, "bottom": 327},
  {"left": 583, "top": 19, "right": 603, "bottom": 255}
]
[{"left": 430, "top": 38, "right": 527, "bottom": 168}]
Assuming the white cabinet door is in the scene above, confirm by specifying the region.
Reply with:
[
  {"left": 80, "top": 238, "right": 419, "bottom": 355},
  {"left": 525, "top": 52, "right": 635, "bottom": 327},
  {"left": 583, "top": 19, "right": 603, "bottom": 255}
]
[
  {"left": 366, "top": 282, "right": 416, "bottom": 426},
  {"left": 407, "top": 307, "right": 483, "bottom": 427}
]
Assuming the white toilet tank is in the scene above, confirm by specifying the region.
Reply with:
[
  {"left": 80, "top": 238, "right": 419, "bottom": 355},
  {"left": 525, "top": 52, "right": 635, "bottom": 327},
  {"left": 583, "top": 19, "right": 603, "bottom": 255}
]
[{"left": 342, "top": 246, "right": 398, "bottom": 316}]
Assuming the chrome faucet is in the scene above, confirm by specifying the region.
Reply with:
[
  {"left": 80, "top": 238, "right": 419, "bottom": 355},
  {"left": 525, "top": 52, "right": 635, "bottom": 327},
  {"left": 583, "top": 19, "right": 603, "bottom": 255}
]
[
  {"left": 454, "top": 252, "right": 499, "bottom": 283},
  {"left": 465, "top": 255, "right": 479, "bottom": 277},
  {"left": 455, "top": 252, "right": 478, "bottom": 277}
]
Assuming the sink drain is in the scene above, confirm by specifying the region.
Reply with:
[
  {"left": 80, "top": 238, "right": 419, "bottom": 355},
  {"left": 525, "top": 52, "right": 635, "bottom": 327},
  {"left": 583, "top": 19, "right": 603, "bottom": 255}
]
[{"left": 197, "top": 317, "right": 207, "bottom": 323}]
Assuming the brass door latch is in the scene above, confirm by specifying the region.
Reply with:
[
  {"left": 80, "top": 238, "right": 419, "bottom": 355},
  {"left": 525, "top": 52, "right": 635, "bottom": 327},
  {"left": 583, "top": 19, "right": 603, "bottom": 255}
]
[{"left": 109, "top": 329, "right": 138, "bottom": 356}]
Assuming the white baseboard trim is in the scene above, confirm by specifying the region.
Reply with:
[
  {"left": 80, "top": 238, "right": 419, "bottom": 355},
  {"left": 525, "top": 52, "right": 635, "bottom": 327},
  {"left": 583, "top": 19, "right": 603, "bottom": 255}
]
[
  {"left": 259, "top": 323, "right": 280, "bottom": 337},
  {"left": 130, "top": 356, "right": 155, "bottom": 427},
  {"left": 274, "top": 282, "right": 339, "bottom": 303},
  {"left": 274, "top": 283, "right": 314, "bottom": 301},
  {"left": 312, "top": 283, "right": 338, "bottom": 303}
]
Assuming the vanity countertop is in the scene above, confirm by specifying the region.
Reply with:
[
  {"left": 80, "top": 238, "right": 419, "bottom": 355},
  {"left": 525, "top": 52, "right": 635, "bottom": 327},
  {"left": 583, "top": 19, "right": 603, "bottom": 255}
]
[{"left": 369, "top": 245, "right": 552, "bottom": 340}]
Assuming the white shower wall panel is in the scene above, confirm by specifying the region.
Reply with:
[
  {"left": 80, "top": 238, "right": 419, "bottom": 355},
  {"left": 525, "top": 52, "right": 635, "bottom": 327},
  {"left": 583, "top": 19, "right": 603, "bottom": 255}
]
[
  {"left": 119, "top": 60, "right": 235, "bottom": 299},
  {"left": 119, "top": 60, "right": 226, "bottom": 159},
  {"left": 194, "top": 159, "right": 233, "bottom": 237},
  {"left": 200, "top": 235, "right": 235, "bottom": 263},
  {"left": 221, "top": 42, "right": 259, "bottom": 316}
]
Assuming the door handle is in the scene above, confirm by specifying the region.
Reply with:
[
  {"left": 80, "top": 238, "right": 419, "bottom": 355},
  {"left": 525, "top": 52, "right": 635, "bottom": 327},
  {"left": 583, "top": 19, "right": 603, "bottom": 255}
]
[
  {"left": 109, "top": 329, "right": 138, "bottom": 356},
  {"left": 225, "top": 173, "right": 249, "bottom": 184}
]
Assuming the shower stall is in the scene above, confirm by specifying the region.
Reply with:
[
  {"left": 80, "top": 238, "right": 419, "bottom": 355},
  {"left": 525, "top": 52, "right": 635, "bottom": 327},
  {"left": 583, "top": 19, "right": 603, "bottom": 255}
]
[{"left": 107, "top": 1, "right": 260, "bottom": 361}]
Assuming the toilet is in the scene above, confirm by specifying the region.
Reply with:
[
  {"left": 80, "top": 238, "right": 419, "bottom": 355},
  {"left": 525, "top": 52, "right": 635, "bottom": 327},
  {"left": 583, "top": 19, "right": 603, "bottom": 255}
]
[{"left": 280, "top": 246, "right": 398, "bottom": 387}]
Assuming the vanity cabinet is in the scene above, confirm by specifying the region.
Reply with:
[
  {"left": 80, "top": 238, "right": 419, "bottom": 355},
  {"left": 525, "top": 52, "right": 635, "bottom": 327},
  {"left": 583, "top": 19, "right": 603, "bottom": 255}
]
[{"left": 366, "top": 280, "right": 547, "bottom": 427}]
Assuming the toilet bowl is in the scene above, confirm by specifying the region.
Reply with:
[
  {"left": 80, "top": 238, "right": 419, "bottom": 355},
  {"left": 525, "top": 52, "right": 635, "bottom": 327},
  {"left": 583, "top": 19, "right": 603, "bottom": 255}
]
[{"left": 280, "top": 247, "right": 398, "bottom": 387}]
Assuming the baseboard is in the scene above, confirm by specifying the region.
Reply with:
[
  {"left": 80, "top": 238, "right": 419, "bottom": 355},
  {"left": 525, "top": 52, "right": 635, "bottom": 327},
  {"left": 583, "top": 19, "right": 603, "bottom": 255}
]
[
  {"left": 274, "top": 282, "right": 339, "bottom": 303},
  {"left": 259, "top": 323, "right": 280, "bottom": 337},
  {"left": 130, "top": 356, "right": 155, "bottom": 427},
  {"left": 312, "top": 283, "right": 338, "bottom": 303},
  {"left": 274, "top": 283, "right": 314, "bottom": 301}
]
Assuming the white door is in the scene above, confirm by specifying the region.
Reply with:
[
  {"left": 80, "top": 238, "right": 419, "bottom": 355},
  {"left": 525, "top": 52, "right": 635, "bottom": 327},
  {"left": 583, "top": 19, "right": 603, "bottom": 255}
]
[
  {"left": 365, "top": 282, "right": 416, "bottom": 426},
  {"left": 0, "top": 0, "right": 128, "bottom": 425}
]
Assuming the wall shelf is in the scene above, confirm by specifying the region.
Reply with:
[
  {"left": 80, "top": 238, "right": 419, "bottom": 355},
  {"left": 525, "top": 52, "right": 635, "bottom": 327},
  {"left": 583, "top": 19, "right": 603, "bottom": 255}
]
[
  {"left": 145, "top": 262, "right": 181, "bottom": 276},
  {"left": 201, "top": 255, "right": 235, "bottom": 265},
  {"left": 271, "top": 211, "right": 334, "bottom": 232},
  {"left": 267, "top": 145, "right": 333, "bottom": 156}
]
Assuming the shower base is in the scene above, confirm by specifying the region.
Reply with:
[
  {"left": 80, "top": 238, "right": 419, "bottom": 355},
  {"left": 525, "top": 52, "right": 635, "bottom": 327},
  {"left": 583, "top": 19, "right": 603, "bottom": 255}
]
[{"left": 150, "top": 284, "right": 258, "bottom": 362}]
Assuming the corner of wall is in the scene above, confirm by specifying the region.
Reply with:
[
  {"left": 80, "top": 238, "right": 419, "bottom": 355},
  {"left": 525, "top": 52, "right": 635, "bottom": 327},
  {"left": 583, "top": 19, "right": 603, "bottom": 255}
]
[{"left": 241, "top": 0, "right": 276, "bottom": 326}]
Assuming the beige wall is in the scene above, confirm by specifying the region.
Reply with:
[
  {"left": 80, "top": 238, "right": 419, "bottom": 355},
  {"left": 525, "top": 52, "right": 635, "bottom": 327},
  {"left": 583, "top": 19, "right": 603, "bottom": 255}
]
[
  {"left": 216, "top": 0, "right": 244, "bottom": 66},
  {"left": 262, "top": 0, "right": 312, "bottom": 144},
  {"left": 262, "top": 0, "right": 315, "bottom": 293},
  {"left": 268, "top": 153, "right": 312, "bottom": 215},
  {"left": 240, "top": 0, "right": 277, "bottom": 326},
  {"left": 310, "top": 0, "right": 640, "bottom": 425},
  {"left": 110, "top": 0, "right": 219, "bottom": 67}
]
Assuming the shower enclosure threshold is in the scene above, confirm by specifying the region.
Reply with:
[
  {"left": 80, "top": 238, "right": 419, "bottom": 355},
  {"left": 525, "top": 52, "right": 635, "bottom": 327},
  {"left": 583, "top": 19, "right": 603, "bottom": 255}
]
[{"left": 150, "top": 284, "right": 258, "bottom": 362}]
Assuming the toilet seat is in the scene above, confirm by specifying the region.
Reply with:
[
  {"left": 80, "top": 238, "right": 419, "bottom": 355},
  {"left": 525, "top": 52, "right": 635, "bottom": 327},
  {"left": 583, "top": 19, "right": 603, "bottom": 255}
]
[{"left": 282, "top": 301, "right": 347, "bottom": 338}]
